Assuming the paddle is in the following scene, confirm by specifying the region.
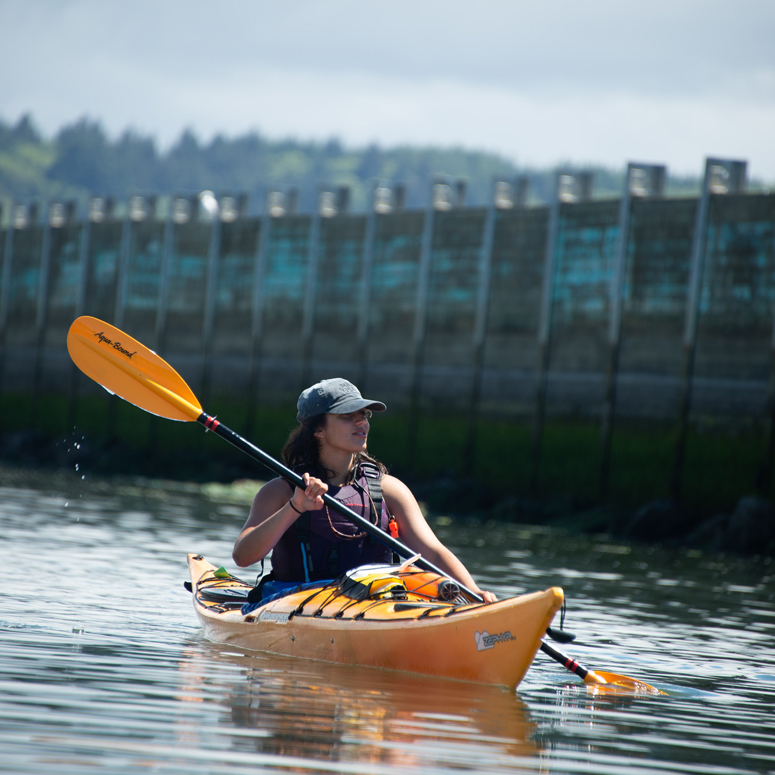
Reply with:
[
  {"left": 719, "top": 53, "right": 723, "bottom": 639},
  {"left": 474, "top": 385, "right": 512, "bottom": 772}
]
[
  {"left": 67, "top": 316, "right": 663, "bottom": 693},
  {"left": 540, "top": 640, "right": 664, "bottom": 694},
  {"left": 66, "top": 315, "right": 483, "bottom": 600}
]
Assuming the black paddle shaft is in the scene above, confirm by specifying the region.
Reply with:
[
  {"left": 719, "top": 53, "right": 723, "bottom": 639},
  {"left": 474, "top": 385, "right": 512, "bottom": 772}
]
[
  {"left": 539, "top": 640, "right": 590, "bottom": 680},
  {"left": 197, "top": 412, "right": 485, "bottom": 603}
]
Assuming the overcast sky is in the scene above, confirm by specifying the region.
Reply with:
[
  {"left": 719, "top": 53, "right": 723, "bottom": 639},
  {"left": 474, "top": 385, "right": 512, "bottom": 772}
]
[{"left": 2, "top": 0, "right": 774, "bottom": 179}]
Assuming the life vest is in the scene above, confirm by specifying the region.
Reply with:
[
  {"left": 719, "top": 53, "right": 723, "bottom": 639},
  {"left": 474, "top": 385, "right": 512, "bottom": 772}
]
[{"left": 270, "top": 463, "right": 393, "bottom": 583}]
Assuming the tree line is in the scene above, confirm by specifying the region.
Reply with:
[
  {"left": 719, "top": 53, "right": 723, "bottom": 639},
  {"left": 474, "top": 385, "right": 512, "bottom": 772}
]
[{"left": 0, "top": 113, "right": 702, "bottom": 218}]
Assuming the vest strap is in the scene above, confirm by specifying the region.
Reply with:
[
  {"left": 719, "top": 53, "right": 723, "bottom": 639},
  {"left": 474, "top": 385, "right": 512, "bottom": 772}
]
[
  {"left": 327, "top": 544, "right": 340, "bottom": 578},
  {"left": 294, "top": 512, "right": 314, "bottom": 582},
  {"left": 358, "top": 462, "right": 383, "bottom": 545},
  {"left": 359, "top": 462, "right": 399, "bottom": 562}
]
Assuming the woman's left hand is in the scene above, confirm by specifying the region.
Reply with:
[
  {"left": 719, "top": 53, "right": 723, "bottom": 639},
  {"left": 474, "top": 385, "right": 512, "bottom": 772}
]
[{"left": 477, "top": 589, "right": 498, "bottom": 604}]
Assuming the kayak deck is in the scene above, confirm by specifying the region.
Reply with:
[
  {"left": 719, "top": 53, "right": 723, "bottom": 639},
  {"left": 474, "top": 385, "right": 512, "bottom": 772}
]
[{"left": 187, "top": 554, "right": 563, "bottom": 689}]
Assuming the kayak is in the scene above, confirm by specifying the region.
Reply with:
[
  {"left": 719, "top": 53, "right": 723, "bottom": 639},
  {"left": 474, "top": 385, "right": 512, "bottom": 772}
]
[{"left": 187, "top": 554, "right": 564, "bottom": 689}]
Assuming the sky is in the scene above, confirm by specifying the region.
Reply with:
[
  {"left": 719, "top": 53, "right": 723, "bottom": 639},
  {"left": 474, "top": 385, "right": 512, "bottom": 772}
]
[{"left": 1, "top": 0, "right": 774, "bottom": 180}]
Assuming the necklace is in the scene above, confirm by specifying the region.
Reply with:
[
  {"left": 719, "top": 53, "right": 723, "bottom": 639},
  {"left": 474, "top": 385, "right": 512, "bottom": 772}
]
[{"left": 325, "top": 505, "right": 366, "bottom": 539}]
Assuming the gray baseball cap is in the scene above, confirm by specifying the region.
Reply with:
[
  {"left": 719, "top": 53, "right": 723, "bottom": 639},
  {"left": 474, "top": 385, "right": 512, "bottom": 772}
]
[{"left": 296, "top": 378, "right": 386, "bottom": 422}]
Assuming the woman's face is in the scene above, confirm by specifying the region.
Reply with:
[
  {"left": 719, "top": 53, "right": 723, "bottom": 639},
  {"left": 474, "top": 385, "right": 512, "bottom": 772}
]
[{"left": 316, "top": 409, "right": 372, "bottom": 456}]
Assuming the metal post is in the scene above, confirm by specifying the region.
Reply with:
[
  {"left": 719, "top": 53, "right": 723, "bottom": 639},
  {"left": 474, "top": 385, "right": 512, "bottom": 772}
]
[
  {"left": 145, "top": 199, "right": 179, "bottom": 452},
  {"left": 32, "top": 203, "right": 53, "bottom": 404},
  {"left": 74, "top": 216, "right": 92, "bottom": 320},
  {"left": 671, "top": 158, "right": 747, "bottom": 501},
  {"left": 200, "top": 193, "right": 222, "bottom": 401},
  {"left": 356, "top": 183, "right": 381, "bottom": 388},
  {"left": 154, "top": 210, "right": 174, "bottom": 354},
  {"left": 406, "top": 181, "right": 437, "bottom": 465},
  {"left": 299, "top": 189, "right": 324, "bottom": 390},
  {"left": 0, "top": 205, "right": 16, "bottom": 392},
  {"left": 531, "top": 172, "right": 565, "bottom": 492},
  {"left": 245, "top": 206, "right": 272, "bottom": 433},
  {"left": 66, "top": 214, "right": 93, "bottom": 430},
  {"left": 599, "top": 163, "right": 666, "bottom": 499},
  {"left": 156, "top": 194, "right": 194, "bottom": 355},
  {"left": 760, "top": 311, "right": 775, "bottom": 494},
  {"left": 106, "top": 207, "right": 134, "bottom": 437},
  {"left": 464, "top": 178, "right": 501, "bottom": 468},
  {"left": 114, "top": 211, "right": 133, "bottom": 330}
]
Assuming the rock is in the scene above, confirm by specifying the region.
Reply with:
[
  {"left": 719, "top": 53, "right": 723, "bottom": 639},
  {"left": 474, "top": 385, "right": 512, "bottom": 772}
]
[
  {"left": 623, "top": 499, "right": 688, "bottom": 542},
  {"left": 684, "top": 514, "right": 729, "bottom": 552},
  {"left": 726, "top": 496, "right": 775, "bottom": 555}
]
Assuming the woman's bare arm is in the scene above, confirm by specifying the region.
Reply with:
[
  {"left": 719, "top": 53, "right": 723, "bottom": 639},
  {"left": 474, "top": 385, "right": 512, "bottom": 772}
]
[{"left": 232, "top": 474, "right": 328, "bottom": 567}]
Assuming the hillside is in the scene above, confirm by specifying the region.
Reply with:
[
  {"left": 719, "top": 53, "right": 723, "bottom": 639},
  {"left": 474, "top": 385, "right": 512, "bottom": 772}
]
[{"left": 0, "top": 113, "right": 704, "bottom": 217}]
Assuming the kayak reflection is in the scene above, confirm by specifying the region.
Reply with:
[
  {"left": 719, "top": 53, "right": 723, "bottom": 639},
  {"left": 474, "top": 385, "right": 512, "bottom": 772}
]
[{"left": 178, "top": 641, "right": 540, "bottom": 768}]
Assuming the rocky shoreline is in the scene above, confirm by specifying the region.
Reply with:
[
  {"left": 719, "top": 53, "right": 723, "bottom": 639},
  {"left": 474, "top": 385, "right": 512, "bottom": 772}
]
[{"left": 619, "top": 496, "right": 775, "bottom": 557}]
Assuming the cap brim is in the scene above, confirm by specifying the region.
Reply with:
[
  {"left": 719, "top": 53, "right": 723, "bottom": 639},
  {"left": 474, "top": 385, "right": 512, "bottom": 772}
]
[{"left": 328, "top": 397, "right": 386, "bottom": 415}]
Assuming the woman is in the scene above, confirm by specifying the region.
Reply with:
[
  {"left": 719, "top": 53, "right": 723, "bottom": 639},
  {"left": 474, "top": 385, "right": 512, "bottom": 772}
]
[{"left": 233, "top": 378, "right": 496, "bottom": 603}]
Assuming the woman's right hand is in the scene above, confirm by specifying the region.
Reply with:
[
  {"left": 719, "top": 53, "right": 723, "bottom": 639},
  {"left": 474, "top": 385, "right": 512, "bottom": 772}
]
[{"left": 291, "top": 473, "right": 328, "bottom": 513}]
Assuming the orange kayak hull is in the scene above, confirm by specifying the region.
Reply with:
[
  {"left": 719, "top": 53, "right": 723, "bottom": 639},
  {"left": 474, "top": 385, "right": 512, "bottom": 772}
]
[{"left": 187, "top": 554, "right": 563, "bottom": 689}]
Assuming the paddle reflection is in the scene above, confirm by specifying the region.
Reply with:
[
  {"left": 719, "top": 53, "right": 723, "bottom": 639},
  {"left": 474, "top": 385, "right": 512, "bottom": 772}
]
[{"left": 178, "top": 641, "right": 540, "bottom": 768}]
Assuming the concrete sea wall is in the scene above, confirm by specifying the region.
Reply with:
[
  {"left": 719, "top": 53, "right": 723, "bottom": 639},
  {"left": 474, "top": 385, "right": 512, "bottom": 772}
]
[{"left": 2, "top": 167, "right": 775, "bottom": 506}]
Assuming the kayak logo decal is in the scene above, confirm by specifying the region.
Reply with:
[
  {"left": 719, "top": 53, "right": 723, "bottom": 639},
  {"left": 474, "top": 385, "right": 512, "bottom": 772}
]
[
  {"left": 475, "top": 630, "right": 514, "bottom": 651},
  {"left": 259, "top": 610, "right": 290, "bottom": 625},
  {"left": 94, "top": 331, "right": 137, "bottom": 360}
]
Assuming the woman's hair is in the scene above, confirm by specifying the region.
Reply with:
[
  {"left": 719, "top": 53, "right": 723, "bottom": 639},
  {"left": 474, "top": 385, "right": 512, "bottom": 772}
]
[{"left": 281, "top": 415, "right": 387, "bottom": 483}]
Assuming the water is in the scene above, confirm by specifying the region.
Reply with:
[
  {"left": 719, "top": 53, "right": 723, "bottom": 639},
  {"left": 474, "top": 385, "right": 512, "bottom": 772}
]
[{"left": 1, "top": 465, "right": 774, "bottom": 774}]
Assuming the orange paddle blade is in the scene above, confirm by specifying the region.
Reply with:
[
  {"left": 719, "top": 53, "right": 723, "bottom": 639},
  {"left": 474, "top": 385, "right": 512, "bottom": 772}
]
[
  {"left": 67, "top": 316, "right": 202, "bottom": 422},
  {"left": 585, "top": 669, "right": 665, "bottom": 695}
]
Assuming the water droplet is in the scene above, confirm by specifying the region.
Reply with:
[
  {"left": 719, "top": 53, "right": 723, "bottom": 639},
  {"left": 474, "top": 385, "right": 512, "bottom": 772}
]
[
  {"left": 64, "top": 502, "right": 69, "bottom": 507},
  {"left": 75, "top": 463, "right": 79, "bottom": 471},
  {"left": 81, "top": 475, "right": 85, "bottom": 480}
]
